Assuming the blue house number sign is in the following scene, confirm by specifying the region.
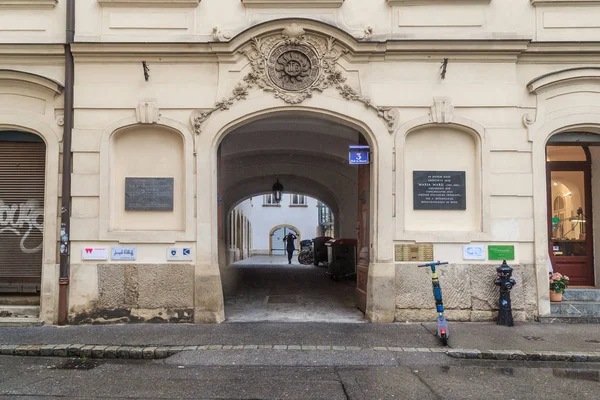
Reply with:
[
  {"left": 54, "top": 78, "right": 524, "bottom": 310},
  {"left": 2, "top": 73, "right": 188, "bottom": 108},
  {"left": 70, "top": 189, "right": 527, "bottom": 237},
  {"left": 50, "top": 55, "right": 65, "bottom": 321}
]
[{"left": 349, "top": 145, "right": 370, "bottom": 165}]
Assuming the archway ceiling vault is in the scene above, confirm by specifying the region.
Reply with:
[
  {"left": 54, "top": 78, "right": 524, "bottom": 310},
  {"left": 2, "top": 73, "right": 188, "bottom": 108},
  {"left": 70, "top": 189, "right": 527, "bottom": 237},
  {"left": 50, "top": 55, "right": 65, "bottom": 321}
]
[
  {"left": 219, "top": 115, "right": 362, "bottom": 159},
  {"left": 220, "top": 157, "right": 358, "bottom": 189},
  {"left": 221, "top": 149, "right": 347, "bottom": 165},
  {"left": 224, "top": 173, "right": 340, "bottom": 216}
]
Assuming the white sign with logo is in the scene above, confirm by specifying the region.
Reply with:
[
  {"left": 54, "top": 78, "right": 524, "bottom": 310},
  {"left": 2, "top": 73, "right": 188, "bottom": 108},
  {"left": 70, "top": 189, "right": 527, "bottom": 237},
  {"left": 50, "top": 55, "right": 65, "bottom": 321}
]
[
  {"left": 463, "top": 245, "right": 486, "bottom": 261},
  {"left": 81, "top": 247, "right": 109, "bottom": 261},
  {"left": 167, "top": 247, "right": 193, "bottom": 261},
  {"left": 111, "top": 246, "right": 136, "bottom": 261}
]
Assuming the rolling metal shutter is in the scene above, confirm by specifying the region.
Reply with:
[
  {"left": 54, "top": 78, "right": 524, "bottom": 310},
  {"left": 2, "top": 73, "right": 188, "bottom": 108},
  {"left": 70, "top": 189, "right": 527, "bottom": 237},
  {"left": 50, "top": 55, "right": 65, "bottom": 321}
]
[{"left": 0, "top": 140, "right": 46, "bottom": 284}]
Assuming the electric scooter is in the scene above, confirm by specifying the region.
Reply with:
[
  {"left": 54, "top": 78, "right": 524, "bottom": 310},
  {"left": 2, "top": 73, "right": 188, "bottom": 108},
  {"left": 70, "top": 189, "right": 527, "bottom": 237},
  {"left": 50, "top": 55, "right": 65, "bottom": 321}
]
[{"left": 418, "top": 261, "right": 450, "bottom": 346}]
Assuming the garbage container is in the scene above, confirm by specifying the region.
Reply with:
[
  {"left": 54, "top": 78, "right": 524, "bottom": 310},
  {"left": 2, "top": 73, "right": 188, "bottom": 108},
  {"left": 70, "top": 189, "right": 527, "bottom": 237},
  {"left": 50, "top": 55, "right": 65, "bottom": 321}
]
[
  {"left": 312, "top": 236, "right": 332, "bottom": 266},
  {"left": 325, "top": 239, "right": 357, "bottom": 281}
]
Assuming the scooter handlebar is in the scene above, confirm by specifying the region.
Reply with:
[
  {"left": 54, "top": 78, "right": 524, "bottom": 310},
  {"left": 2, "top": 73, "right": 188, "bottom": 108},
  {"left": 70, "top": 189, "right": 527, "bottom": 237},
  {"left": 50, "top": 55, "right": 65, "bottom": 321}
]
[{"left": 417, "top": 261, "right": 449, "bottom": 267}]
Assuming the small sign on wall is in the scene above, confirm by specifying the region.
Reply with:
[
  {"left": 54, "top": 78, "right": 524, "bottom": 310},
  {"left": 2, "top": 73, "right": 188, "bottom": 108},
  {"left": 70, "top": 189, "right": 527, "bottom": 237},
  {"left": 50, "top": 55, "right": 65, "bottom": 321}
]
[
  {"left": 488, "top": 245, "right": 515, "bottom": 261},
  {"left": 463, "top": 245, "right": 486, "bottom": 261},
  {"left": 394, "top": 244, "right": 433, "bottom": 262},
  {"left": 111, "top": 247, "right": 136, "bottom": 261},
  {"left": 125, "top": 177, "right": 174, "bottom": 211},
  {"left": 81, "top": 247, "right": 108, "bottom": 261},
  {"left": 167, "top": 247, "right": 193, "bottom": 261},
  {"left": 413, "top": 171, "right": 466, "bottom": 210},
  {"left": 349, "top": 145, "right": 370, "bottom": 165}
]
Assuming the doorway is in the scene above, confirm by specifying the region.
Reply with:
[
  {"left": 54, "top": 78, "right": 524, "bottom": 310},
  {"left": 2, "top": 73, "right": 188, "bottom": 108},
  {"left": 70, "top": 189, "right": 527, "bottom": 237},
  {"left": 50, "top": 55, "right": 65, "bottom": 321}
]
[
  {"left": 216, "top": 113, "right": 372, "bottom": 322},
  {"left": 0, "top": 130, "right": 46, "bottom": 309},
  {"left": 547, "top": 144, "right": 595, "bottom": 286},
  {"left": 270, "top": 225, "right": 299, "bottom": 255}
]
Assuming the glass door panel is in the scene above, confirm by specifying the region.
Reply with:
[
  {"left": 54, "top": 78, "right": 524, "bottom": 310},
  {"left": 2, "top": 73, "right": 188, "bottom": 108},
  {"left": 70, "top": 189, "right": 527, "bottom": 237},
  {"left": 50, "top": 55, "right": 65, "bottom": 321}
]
[{"left": 549, "top": 170, "right": 594, "bottom": 285}]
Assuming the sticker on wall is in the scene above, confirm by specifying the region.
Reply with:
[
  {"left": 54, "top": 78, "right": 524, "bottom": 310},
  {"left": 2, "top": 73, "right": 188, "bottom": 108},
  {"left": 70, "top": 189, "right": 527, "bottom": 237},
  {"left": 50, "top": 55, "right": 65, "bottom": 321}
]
[
  {"left": 167, "top": 247, "right": 193, "bottom": 261},
  {"left": 81, "top": 247, "right": 108, "bottom": 261},
  {"left": 488, "top": 245, "right": 515, "bottom": 261},
  {"left": 463, "top": 245, "right": 486, "bottom": 261},
  {"left": 111, "top": 247, "right": 136, "bottom": 261}
]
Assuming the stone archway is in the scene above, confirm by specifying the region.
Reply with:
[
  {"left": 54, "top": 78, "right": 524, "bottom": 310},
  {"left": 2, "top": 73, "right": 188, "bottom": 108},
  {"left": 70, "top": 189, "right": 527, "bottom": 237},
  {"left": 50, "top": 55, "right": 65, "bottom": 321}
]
[{"left": 190, "top": 21, "right": 397, "bottom": 324}]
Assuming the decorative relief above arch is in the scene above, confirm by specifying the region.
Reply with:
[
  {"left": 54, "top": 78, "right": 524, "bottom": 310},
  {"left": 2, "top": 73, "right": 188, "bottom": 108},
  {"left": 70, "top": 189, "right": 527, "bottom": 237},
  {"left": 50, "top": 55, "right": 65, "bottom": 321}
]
[{"left": 191, "top": 23, "right": 398, "bottom": 135}]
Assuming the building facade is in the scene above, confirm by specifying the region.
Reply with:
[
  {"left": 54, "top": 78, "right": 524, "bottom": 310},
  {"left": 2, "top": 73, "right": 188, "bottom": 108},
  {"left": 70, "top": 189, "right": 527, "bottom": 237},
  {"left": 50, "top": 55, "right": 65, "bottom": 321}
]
[
  {"left": 2, "top": 0, "right": 600, "bottom": 325},
  {"left": 232, "top": 194, "right": 326, "bottom": 261}
]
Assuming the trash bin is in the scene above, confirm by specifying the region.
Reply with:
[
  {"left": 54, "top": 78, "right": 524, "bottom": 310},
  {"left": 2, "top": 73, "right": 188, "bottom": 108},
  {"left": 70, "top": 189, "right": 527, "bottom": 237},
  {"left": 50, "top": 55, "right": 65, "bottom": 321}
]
[
  {"left": 312, "top": 236, "right": 332, "bottom": 266},
  {"left": 325, "top": 239, "right": 357, "bottom": 281}
]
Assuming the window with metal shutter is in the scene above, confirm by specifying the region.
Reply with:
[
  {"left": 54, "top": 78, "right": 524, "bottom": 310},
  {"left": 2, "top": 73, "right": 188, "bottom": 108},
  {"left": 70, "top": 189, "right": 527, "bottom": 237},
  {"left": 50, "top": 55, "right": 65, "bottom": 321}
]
[{"left": 0, "top": 131, "right": 46, "bottom": 284}]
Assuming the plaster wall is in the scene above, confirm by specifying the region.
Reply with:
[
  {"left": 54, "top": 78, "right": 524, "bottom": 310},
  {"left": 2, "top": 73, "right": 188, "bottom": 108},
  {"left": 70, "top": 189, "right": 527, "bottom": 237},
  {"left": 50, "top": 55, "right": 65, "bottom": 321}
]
[
  {"left": 70, "top": 0, "right": 536, "bottom": 43},
  {"left": 0, "top": 0, "right": 66, "bottom": 44}
]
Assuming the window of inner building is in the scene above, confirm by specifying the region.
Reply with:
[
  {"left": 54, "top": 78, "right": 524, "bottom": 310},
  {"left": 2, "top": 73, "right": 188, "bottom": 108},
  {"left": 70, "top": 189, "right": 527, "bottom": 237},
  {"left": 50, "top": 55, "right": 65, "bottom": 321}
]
[
  {"left": 263, "top": 194, "right": 279, "bottom": 206},
  {"left": 290, "top": 194, "right": 307, "bottom": 206}
]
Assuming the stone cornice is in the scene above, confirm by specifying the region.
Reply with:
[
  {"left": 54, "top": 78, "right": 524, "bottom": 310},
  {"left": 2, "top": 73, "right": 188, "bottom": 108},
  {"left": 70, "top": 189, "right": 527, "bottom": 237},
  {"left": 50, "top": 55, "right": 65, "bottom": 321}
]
[
  {"left": 70, "top": 39, "right": 600, "bottom": 65},
  {"left": 0, "top": 0, "right": 57, "bottom": 9},
  {"left": 69, "top": 39, "right": 535, "bottom": 62},
  {"left": 242, "top": 0, "right": 344, "bottom": 7},
  {"left": 388, "top": 0, "right": 490, "bottom": 5},
  {"left": 519, "top": 42, "right": 600, "bottom": 63},
  {"left": 531, "top": 0, "right": 600, "bottom": 5},
  {"left": 0, "top": 44, "right": 65, "bottom": 56},
  {"left": 0, "top": 69, "right": 64, "bottom": 95},
  {"left": 97, "top": 0, "right": 200, "bottom": 7}
]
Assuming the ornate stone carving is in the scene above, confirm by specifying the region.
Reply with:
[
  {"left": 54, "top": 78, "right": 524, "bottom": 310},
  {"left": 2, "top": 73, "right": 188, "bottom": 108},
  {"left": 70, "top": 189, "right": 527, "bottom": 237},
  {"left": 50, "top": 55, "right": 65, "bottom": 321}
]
[
  {"left": 355, "top": 26, "right": 373, "bottom": 41},
  {"left": 430, "top": 97, "right": 454, "bottom": 124},
  {"left": 136, "top": 101, "right": 160, "bottom": 124},
  {"left": 212, "top": 26, "right": 232, "bottom": 42},
  {"left": 191, "top": 23, "right": 398, "bottom": 134},
  {"left": 522, "top": 113, "right": 535, "bottom": 127},
  {"left": 55, "top": 115, "right": 64, "bottom": 127},
  {"left": 268, "top": 45, "right": 320, "bottom": 91}
]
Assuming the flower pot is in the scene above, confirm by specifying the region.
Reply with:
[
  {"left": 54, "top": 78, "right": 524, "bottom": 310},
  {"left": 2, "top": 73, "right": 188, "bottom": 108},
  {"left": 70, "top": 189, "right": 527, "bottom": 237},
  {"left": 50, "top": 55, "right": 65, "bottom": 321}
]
[{"left": 550, "top": 291, "right": 563, "bottom": 302}]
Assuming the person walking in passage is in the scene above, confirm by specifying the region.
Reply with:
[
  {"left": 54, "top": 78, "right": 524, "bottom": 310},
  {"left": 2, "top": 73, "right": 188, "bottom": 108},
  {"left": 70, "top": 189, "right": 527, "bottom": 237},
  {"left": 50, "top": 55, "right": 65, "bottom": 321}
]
[{"left": 283, "top": 232, "right": 297, "bottom": 264}]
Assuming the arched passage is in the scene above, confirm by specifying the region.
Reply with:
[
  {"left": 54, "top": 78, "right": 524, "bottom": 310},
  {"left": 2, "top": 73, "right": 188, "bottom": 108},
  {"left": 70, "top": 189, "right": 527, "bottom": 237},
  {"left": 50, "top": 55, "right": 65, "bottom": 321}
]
[
  {"left": 192, "top": 87, "right": 396, "bottom": 324},
  {"left": 215, "top": 112, "right": 372, "bottom": 323}
]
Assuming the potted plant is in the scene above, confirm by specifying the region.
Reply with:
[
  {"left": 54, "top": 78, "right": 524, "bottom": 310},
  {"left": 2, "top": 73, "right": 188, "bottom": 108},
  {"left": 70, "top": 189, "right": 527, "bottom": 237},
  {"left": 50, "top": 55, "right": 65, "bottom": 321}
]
[{"left": 549, "top": 272, "right": 569, "bottom": 302}]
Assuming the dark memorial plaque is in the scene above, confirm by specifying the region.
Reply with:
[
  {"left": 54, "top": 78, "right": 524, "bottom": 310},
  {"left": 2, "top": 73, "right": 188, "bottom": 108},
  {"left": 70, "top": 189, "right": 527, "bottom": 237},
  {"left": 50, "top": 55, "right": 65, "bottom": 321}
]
[
  {"left": 413, "top": 171, "right": 466, "bottom": 210},
  {"left": 125, "top": 178, "right": 174, "bottom": 211}
]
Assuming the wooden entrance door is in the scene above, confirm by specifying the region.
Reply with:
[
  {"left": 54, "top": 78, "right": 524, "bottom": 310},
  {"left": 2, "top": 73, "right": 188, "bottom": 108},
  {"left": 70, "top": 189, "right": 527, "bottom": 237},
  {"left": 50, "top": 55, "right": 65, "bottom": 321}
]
[
  {"left": 355, "top": 139, "right": 370, "bottom": 312},
  {"left": 547, "top": 146, "right": 595, "bottom": 286}
]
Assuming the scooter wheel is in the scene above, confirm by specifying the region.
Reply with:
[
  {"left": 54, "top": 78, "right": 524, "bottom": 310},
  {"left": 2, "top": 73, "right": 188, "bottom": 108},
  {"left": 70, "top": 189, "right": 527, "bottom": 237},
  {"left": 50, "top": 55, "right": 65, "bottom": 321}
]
[{"left": 440, "top": 334, "right": 448, "bottom": 346}]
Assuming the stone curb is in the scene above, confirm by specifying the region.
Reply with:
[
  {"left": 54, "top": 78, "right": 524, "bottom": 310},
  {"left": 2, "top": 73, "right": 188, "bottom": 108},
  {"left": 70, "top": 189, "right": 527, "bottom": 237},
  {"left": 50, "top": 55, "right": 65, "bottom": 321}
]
[
  {"left": 1, "top": 344, "right": 599, "bottom": 362},
  {"left": 446, "top": 349, "right": 600, "bottom": 363}
]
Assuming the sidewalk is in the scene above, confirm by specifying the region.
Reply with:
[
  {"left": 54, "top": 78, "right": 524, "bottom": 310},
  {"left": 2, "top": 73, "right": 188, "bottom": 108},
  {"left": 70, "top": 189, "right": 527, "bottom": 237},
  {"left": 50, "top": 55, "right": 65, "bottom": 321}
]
[{"left": 0, "top": 322, "right": 599, "bottom": 361}]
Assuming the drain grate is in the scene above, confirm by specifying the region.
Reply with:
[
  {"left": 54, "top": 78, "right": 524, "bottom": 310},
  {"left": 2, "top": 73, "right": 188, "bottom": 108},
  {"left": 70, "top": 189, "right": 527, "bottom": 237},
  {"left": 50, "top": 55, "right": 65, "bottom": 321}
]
[{"left": 267, "top": 295, "right": 297, "bottom": 304}]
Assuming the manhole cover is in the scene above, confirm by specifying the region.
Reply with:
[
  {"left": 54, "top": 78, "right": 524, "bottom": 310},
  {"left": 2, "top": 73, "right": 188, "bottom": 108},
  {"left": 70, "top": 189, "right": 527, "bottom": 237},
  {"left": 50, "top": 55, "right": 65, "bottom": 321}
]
[
  {"left": 524, "top": 336, "right": 544, "bottom": 341},
  {"left": 267, "top": 295, "right": 297, "bottom": 304},
  {"left": 585, "top": 339, "right": 600, "bottom": 344}
]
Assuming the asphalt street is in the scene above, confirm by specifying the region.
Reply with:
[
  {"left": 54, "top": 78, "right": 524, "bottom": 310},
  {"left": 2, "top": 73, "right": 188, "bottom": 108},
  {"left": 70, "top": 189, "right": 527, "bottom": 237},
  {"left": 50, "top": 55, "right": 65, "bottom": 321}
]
[{"left": 1, "top": 353, "right": 599, "bottom": 399}]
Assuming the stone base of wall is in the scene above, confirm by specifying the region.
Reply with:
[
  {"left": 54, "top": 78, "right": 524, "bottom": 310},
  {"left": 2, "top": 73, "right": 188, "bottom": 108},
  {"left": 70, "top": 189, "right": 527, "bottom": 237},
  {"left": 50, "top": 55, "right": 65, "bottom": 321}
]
[
  {"left": 70, "top": 307, "right": 194, "bottom": 325},
  {"left": 69, "top": 263, "right": 195, "bottom": 325},
  {"left": 395, "top": 263, "right": 538, "bottom": 322},
  {"left": 395, "top": 309, "right": 536, "bottom": 322}
]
